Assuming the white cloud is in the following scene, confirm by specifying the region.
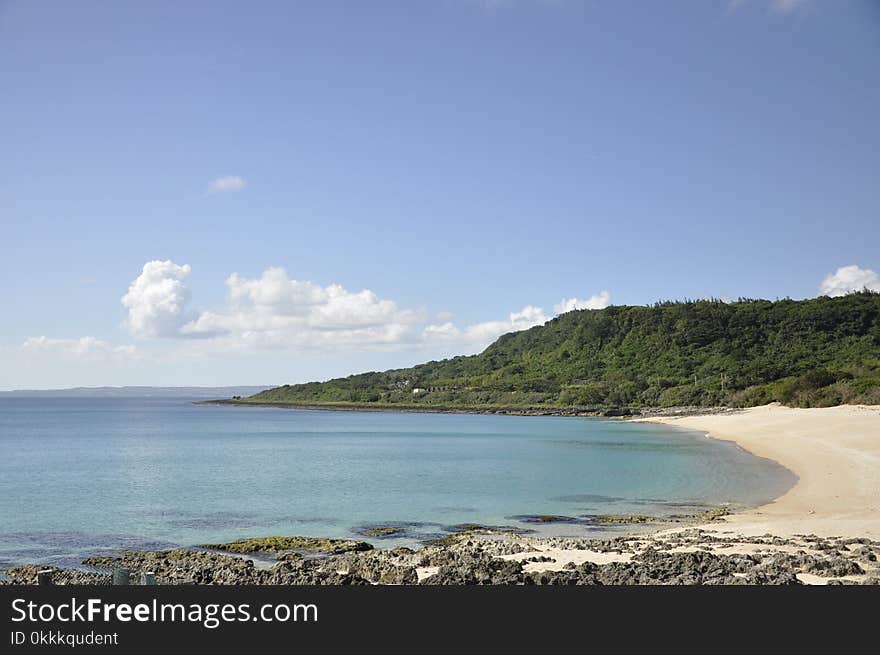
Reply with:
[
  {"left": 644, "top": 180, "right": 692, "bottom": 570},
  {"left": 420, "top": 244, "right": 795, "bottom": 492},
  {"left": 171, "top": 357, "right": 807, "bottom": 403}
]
[
  {"left": 818, "top": 265, "right": 880, "bottom": 297},
  {"left": 208, "top": 175, "right": 246, "bottom": 193},
  {"left": 170, "top": 265, "right": 612, "bottom": 353},
  {"left": 24, "top": 260, "right": 615, "bottom": 379},
  {"left": 21, "top": 336, "right": 138, "bottom": 360},
  {"left": 554, "top": 291, "right": 611, "bottom": 314},
  {"left": 180, "top": 267, "right": 427, "bottom": 349},
  {"left": 121, "top": 260, "right": 193, "bottom": 338},
  {"left": 118, "top": 260, "right": 613, "bottom": 355}
]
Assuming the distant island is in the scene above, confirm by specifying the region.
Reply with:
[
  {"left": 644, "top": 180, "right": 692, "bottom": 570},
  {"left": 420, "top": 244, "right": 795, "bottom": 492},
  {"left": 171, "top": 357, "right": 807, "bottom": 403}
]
[
  {"left": 2, "top": 386, "right": 271, "bottom": 399},
  {"left": 222, "top": 292, "right": 879, "bottom": 413}
]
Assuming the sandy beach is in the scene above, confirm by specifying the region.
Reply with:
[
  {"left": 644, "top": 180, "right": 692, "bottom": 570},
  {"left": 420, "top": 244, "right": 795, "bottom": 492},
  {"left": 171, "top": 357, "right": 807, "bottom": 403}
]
[{"left": 639, "top": 403, "right": 880, "bottom": 539}]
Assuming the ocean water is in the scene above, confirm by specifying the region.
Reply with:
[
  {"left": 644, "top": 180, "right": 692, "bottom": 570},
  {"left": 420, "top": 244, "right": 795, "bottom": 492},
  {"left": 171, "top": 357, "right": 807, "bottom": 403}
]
[{"left": 0, "top": 397, "right": 795, "bottom": 568}]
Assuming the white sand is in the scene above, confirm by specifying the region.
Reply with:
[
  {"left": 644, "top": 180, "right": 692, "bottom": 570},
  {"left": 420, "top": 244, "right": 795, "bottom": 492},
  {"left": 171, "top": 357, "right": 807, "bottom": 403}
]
[
  {"left": 499, "top": 547, "right": 632, "bottom": 574},
  {"left": 640, "top": 403, "right": 880, "bottom": 539}
]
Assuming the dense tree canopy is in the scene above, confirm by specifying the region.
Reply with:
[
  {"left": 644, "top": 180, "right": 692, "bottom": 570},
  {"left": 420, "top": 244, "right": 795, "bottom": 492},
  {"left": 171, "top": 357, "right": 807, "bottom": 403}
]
[{"left": 246, "top": 292, "right": 880, "bottom": 410}]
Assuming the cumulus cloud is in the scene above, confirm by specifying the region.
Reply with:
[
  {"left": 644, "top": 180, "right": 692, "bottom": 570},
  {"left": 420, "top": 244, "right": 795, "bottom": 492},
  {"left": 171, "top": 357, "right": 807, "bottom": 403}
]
[
  {"left": 21, "top": 336, "right": 138, "bottom": 360},
  {"left": 818, "top": 265, "right": 880, "bottom": 297},
  {"left": 180, "top": 266, "right": 611, "bottom": 352},
  {"left": 121, "top": 260, "right": 193, "bottom": 338},
  {"left": 554, "top": 291, "right": 611, "bottom": 314},
  {"left": 114, "top": 260, "right": 612, "bottom": 355},
  {"left": 179, "top": 267, "right": 426, "bottom": 349},
  {"left": 208, "top": 175, "right": 246, "bottom": 193}
]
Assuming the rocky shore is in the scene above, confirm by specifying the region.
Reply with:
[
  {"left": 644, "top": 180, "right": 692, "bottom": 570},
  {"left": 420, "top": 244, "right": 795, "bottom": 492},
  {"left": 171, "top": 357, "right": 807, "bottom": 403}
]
[{"left": 4, "top": 528, "right": 878, "bottom": 586}]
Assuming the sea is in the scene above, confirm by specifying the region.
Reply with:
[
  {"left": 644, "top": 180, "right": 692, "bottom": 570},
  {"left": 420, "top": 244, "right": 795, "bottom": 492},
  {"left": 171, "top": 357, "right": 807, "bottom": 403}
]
[{"left": 0, "top": 397, "right": 796, "bottom": 568}]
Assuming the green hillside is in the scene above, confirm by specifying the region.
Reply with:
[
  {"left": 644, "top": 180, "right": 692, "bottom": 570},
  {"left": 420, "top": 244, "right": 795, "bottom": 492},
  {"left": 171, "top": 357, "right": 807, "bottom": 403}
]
[{"left": 244, "top": 292, "right": 880, "bottom": 410}]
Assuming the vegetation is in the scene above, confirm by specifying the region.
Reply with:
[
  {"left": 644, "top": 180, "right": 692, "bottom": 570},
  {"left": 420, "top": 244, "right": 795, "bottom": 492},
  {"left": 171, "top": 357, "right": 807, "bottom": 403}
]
[{"left": 243, "top": 292, "right": 880, "bottom": 410}]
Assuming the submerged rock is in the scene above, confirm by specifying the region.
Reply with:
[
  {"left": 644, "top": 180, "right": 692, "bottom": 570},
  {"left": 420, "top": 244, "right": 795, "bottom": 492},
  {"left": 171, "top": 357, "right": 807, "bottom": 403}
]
[
  {"left": 507, "top": 515, "right": 582, "bottom": 524},
  {"left": 669, "top": 507, "right": 731, "bottom": 522},
  {"left": 359, "top": 526, "right": 406, "bottom": 538},
  {"left": 588, "top": 514, "right": 664, "bottom": 525}
]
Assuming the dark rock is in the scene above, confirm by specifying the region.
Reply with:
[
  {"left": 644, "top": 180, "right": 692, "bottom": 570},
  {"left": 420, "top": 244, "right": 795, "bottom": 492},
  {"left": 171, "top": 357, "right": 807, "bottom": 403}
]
[
  {"left": 803, "top": 556, "right": 864, "bottom": 578},
  {"left": 508, "top": 515, "right": 581, "bottom": 524},
  {"left": 420, "top": 553, "right": 526, "bottom": 585},
  {"left": 2, "top": 566, "right": 110, "bottom": 586},
  {"left": 587, "top": 514, "right": 663, "bottom": 525},
  {"left": 84, "top": 549, "right": 267, "bottom": 585},
  {"left": 359, "top": 526, "right": 405, "bottom": 538},
  {"left": 200, "top": 536, "right": 373, "bottom": 555}
]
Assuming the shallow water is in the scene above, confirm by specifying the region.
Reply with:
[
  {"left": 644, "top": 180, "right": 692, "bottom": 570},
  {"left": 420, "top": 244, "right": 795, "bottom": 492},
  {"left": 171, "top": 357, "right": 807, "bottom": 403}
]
[{"left": 0, "top": 397, "right": 795, "bottom": 567}]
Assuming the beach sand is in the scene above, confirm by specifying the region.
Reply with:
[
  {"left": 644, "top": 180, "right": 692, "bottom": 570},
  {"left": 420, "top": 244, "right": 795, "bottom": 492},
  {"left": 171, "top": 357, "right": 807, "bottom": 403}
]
[{"left": 640, "top": 403, "right": 880, "bottom": 539}]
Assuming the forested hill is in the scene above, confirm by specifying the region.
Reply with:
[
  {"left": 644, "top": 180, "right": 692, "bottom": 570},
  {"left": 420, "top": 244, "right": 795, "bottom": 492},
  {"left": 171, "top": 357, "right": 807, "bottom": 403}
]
[{"left": 245, "top": 292, "right": 880, "bottom": 410}]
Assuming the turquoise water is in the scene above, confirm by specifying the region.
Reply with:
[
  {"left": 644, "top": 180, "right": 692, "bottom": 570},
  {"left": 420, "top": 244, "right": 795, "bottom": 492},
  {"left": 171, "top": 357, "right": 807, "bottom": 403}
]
[{"left": 0, "top": 397, "right": 795, "bottom": 568}]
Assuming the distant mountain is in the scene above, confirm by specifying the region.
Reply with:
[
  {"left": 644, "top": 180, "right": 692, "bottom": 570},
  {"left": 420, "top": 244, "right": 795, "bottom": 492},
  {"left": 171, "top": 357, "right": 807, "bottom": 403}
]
[
  {"left": 0, "top": 386, "right": 272, "bottom": 398},
  {"left": 244, "top": 292, "right": 880, "bottom": 410}
]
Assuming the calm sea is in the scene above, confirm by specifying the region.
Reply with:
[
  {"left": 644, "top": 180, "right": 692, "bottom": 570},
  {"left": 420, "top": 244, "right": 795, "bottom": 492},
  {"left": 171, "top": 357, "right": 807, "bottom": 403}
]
[{"left": 0, "top": 397, "right": 795, "bottom": 568}]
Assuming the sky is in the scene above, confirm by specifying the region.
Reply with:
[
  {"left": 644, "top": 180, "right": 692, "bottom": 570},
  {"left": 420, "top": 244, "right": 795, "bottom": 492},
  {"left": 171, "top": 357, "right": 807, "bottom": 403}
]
[{"left": 1, "top": 0, "right": 879, "bottom": 390}]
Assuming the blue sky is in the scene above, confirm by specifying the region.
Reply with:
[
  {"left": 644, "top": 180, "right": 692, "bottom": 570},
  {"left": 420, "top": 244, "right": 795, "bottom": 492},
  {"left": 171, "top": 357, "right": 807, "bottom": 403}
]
[{"left": 1, "top": 0, "right": 878, "bottom": 389}]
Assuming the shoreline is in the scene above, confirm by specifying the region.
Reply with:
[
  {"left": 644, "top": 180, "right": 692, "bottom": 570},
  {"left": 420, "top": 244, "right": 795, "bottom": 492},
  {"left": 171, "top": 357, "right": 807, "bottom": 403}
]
[
  {"left": 198, "top": 398, "right": 736, "bottom": 419},
  {"left": 636, "top": 403, "right": 880, "bottom": 539},
  {"left": 4, "top": 402, "right": 879, "bottom": 585}
]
